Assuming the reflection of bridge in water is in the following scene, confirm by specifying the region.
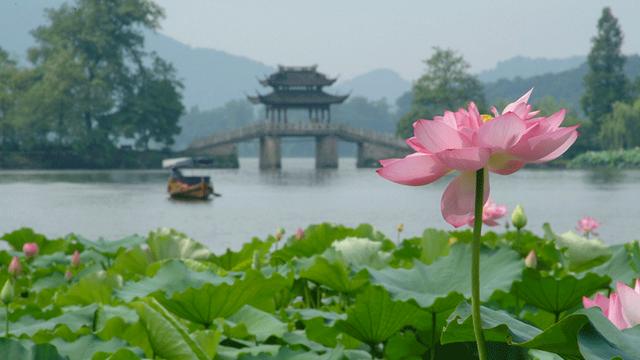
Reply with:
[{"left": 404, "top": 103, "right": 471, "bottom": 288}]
[{"left": 186, "top": 121, "right": 410, "bottom": 169}]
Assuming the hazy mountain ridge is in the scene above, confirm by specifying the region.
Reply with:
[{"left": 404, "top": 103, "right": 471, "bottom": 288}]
[
  {"left": 477, "top": 55, "right": 586, "bottom": 82},
  {"left": 335, "top": 68, "right": 411, "bottom": 103}
]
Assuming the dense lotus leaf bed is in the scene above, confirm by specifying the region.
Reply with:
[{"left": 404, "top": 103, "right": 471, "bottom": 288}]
[{"left": 0, "top": 223, "right": 638, "bottom": 359}]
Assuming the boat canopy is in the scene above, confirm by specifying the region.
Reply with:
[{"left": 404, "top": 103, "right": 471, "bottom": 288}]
[{"left": 162, "top": 157, "right": 193, "bottom": 169}]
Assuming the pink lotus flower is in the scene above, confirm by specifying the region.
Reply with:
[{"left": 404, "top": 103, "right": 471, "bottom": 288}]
[
  {"left": 524, "top": 250, "right": 537, "bottom": 268},
  {"left": 295, "top": 228, "right": 304, "bottom": 240},
  {"left": 71, "top": 250, "right": 81, "bottom": 267},
  {"left": 22, "top": 242, "right": 39, "bottom": 258},
  {"left": 468, "top": 200, "right": 507, "bottom": 227},
  {"left": 8, "top": 256, "right": 21, "bottom": 276},
  {"left": 577, "top": 216, "right": 600, "bottom": 236},
  {"left": 583, "top": 279, "right": 640, "bottom": 329},
  {"left": 377, "top": 90, "right": 578, "bottom": 227}
]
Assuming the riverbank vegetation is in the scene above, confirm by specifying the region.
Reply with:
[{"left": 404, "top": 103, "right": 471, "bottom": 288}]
[{"left": 0, "top": 221, "right": 638, "bottom": 359}]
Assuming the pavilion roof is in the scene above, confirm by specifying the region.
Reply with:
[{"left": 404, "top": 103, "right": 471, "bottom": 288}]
[
  {"left": 248, "top": 90, "right": 348, "bottom": 106},
  {"left": 259, "top": 65, "right": 337, "bottom": 87}
]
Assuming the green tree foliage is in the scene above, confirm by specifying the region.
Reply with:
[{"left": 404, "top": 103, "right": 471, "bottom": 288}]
[
  {"left": 396, "top": 48, "right": 485, "bottom": 137},
  {"left": 534, "top": 97, "right": 591, "bottom": 157},
  {"left": 14, "top": 0, "right": 183, "bottom": 155},
  {"left": 333, "top": 96, "right": 394, "bottom": 132},
  {"left": 581, "top": 7, "right": 629, "bottom": 134},
  {"left": 599, "top": 99, "right": 640, "bottom": 149}
]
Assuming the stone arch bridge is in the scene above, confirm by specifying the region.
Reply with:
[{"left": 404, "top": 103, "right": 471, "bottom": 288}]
[{"left": 185, "top": 121, "right": 410, "bottom": 169}]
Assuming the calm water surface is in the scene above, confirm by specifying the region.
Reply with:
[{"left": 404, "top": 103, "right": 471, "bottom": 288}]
[{"left": 1, "top": 158, "right": 639, "bottom": 252}]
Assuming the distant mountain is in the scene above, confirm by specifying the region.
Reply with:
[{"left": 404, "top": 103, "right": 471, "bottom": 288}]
[
  {"left": 483, "top": 55, "right": 640, "bottom": 111},
  {"left": 335, "top": 68, "right": 411, "bottom": 104},
  {"left": 477, "top": 55, "right": 586, "bottom": 83}
]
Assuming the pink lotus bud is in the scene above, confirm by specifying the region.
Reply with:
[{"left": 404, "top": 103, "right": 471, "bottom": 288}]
[
  {"left": 295, "top": 228, "right": 304, "bottom": 240},
  {"left": 22, "top": 242, "right": 39, "bottom": 258},
  {"left": 524, "top": 250, "right": 537, "bottom": 269},
  {"left": 8, "top": 256, "right": 21, "bottom": 276},
  {"left": 71, "top": 250, "right": 81, "bottom": 267},
  {"left": 65, "top": 270, "right": 73, "bottom": 281},
  {"left": 577, "top": 216, "right": 600, "bottom": 236}
]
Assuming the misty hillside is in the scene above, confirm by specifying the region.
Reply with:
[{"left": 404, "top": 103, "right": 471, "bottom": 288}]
[
  {"left": 477, "top": 55, "right": 586, "bottom": 82},
  {"left": 335, "top": 68, "right": 411, "bottom": 103},
  {"left": 484, "top": 55, "right": 640, "bottom": 111}
]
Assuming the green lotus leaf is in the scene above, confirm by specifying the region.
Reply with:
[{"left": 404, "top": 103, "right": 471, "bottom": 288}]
[
  {"left": 335, "top": 286, "right": 423, "bottom": 344},
  {"left": 443, "top": 302, "right": 640, "bottom": 359},
  {"left": 211, "top": 237, "right": 274, "bottom": 271},
  {"left": 111, "top": 246, "right": 151, "bottom": 280},
  {"left": 513, "top": 269, "right": 610, "bottom": 315},
  {"left": 191, "top": 329, "right": 222, "bottom": 359},
  {"left": 133, "top": 297, "right": 209, "bottom": 360},
  {"left": 590, "top": 244, "right": 638, "bottom": 287},
  {"left": 146, "top": 228, "right": 210, "bottom": 261},
  {"left": 0, "top": 337, "right": 66, "bottom": 360},
  {"left": 57, "top": 271, "right": 122, "bottom": 306},
  {"left": 157, "top": 270, "right": 287, "bottom": 326},
  {"left": 226, "top": 305, "right": 287, "bottom": 341},
  {"left": 72, "top": 234, "right": 145, "bottom": 257},
  {"left": 1, "top": 228, "right": 68, "bottom": 255},
  {"left": 94, "top": 348, "right": 143, "bottom": 360},
  {"left": 299, "top": 256, "right": 368, "bottom": 293},
  {"left": 116, "top": 260, "right": 230, "bottom": 302},
  {"left": 216, "top": 344, "right": 280, "bottom": 359},
  {"left": 543, "top": 224, "right": 611, "bottom": 272},
  {"left": 402, "top": 228, "right": 451, "bottom": 265},
  {"left": 330, "top": 237, "right": 390, "bottom": 269},
  {"left": 384, "top": 331, "right": 428, "bottom": 360},
  {"left": 369, "top": 244, "right": 523, "bottom": 310},
  {"left": 50, "top": 335, "right": 143, "bottom": 360}
]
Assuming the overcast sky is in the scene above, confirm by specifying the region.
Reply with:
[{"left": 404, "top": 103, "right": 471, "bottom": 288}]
[{"left": 153, "top": 0, "right": 640, "bottom": 79}]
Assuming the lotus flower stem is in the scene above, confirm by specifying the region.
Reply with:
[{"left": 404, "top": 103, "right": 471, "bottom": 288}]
[
  {"left": 471, "top": 168, "right": 488, "bottom": 360},
  {"left": 5, "top": 305, "right": 9, "bottom": 337}
]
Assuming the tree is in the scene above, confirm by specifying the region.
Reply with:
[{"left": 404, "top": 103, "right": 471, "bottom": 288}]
[
  {"left": 333, "top": 96, "right": 394, "bottom": 133},
  {"left": 581, "top": 7, "right": 629, "bottom": 136},
  {"left": 396, "top": 48, "right": 485, "bottom": 137},
  {"left": 534, "top": 96, "right": 591, "bottom": 157},
  {"left": 27, "top": 0, "right": 183, "bottom": 153},
  {"left": 599, "top": 99, "right": 640, "bottom": 149}
]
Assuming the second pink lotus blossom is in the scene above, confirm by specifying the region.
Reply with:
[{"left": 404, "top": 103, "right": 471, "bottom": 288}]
[{"left": 583, "top": 279, "right": 640, "bottom": 330}]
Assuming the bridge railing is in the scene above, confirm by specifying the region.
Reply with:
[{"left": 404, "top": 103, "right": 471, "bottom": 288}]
[{"left": 189, "top": 121, "right": 409, "bottom": 150}]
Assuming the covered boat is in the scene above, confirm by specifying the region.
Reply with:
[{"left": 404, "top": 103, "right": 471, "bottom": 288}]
[{"left": 163, "top": 158, "right": 215, "bottom": 200}]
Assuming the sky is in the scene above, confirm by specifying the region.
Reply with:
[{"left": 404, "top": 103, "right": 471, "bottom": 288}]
[{"left": 153, "top": 0, "right": 640, "bottom": 79}]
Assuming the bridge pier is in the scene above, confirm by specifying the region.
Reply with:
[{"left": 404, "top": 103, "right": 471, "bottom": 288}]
[
  {"left": 259, "top": 136, "right": 281, "bottom": 169},
  {"left": 315, "top": 135, "right": 338, "bottom": 169}
]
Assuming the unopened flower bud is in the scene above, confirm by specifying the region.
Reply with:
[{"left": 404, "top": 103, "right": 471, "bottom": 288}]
[
  {"left": 1, "top": 280, "right": 13, "bottom": 305},
  {"left": 8, "top": 257, "right": 21, "bottom": 276},
  {"left": 396, "top": 223, "right": 404, "bottom": 233},
  {"left": 511, "top": 205, "right": 527, "bottom": 230},
  {"left": 71, "top": 250, "right": 81, "bottom": 267},
  {"left": 251, "top": 250, "right": 260, "bottom": 270},
  {"left": 274, "top": 227, "right": 285, "bottom": 241},
  {"left": 65, "top": 270, "right": 73, "bottom": 281},
  {"left": 525, "top": 250, "right": 537, "bottom": 269},
  {"left": 22, "top": 243, "right": 39, "bottom": 258},
  {"left": 295, "top": 228, "right": 304, "bottom": 240}
]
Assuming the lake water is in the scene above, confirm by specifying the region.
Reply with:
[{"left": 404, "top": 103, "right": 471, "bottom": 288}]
[{"left": 0, "top": 158, "right": 639, "bottom": 252}]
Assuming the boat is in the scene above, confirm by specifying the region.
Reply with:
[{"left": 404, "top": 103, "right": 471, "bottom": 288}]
[{"left": 163, "top": 158, "right": 215, "bottom": 200}]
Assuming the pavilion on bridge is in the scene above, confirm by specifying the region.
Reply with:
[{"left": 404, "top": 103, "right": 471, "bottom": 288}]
[{"left": 248, "top": 65, "right": 348, "bottom": 123}]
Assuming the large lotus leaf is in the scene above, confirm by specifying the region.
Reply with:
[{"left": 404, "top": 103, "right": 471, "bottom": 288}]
[
  {"left": 94, "top": 348, "right": 143, "bottom": 360},
  {"left": 330, "top": 237, "right": 390, "bottom": 269},
  {"left": 157, "top": 270, "right": 287, "bottom": 326},
  {"left": 590, "top": 244, "right": 637, "bottom": 287},
  {"left": 211, "top": 237, "right": 273, "bottom": 271},
  {"left": 226, "top": 305, "right": 287, "bottom": 341},
  {"left": 111, "top": 246, "right": 151, "bottom": 280},
  {"left": 274, "top": 223, "right": 388, "bottom": 261},
  {"left": 513, "top": 269, "right": 610, "bottom": 315},
  {"left": 443, "top": 303, "right": 640, "bottom": 359},
  {"left": 238, "top": 345, "right": 370, "bottom": 360},
  {"left": 0, "top": 337, "right": 66, "bottom": 360},
  {"left": 543, "top": 224, "right": 611, "bottom": 272},
  {"left": 57, "top": 270, "right": 123, "bottom": 306},
  {"left": 384, "top": 331, "right": 428, "bottom": 360},
  {"left": 32, "top": 272, "right": 67, "bottom": 292},
  {"left": 369, "top": 244, "right": 523, "bottom": 310},
  {"left": 133, "top": 297, "right": 209, "bottom": 360},
  {"left": 1, "top": 228, "right": 67, "bottom": 255},
  {"left": 191, "top": 329, "right": 222, "bottom": 359},
  {"left": 72, "top": 234, "right": 145, "bottom": 257},
  {"left": 116, "top": 260, "right": 230, "bottom": 302},
  {"left": 50, "top": 335, "right": 143, "bottom": 360},
  {"left": 146, "top": 228, "right": 210, "bottom": 261},
  {"left": 299, "top": 256, "right": 368, "bottom": 293},
  {"left": 335, "top": 286, "right": 423, "bottom": 344},
  {"left": 217, "top": 344, "right": 280, "bottom": 359},
  {"left": 408, "top": 229, "right": 451, "bottom": 265},
  {"left": 9, "top": 305, "right": 97, "bottom": 337}
]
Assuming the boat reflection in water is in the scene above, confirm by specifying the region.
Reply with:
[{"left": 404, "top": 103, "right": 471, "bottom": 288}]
[{"left": 163, "top": 157, "right": 216, "bottom": 200}]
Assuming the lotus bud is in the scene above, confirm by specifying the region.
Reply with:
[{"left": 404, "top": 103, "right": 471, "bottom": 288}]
[
  {"left": 295, "top": 228, "right": 304, "bottom": 240},
  {"left": 274, "top": 227, "right": 285, "bottom": 242},
  {"left": 396, "top": 223, "right": 404, "bottom": 233},
  {"left": 71, "top": 250, "right": 81, "bottom": 267},
  {"left": 65, "top": 270, "right": 73, "bottom": 282},
  {"left": 8, "top": 257, "right": 21, "bottom": 276},
  {"left": 511, "top": 205, "right": 527, "bottom": 230},
  {"left": 22, "top": 242, "right": 39, "bottom": 258},
  {"left": 525, "top": 250, "right": 537, "bottom": 269},
  {"left": 0, "top": 280, "right": 13, "bottom": 305}
]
